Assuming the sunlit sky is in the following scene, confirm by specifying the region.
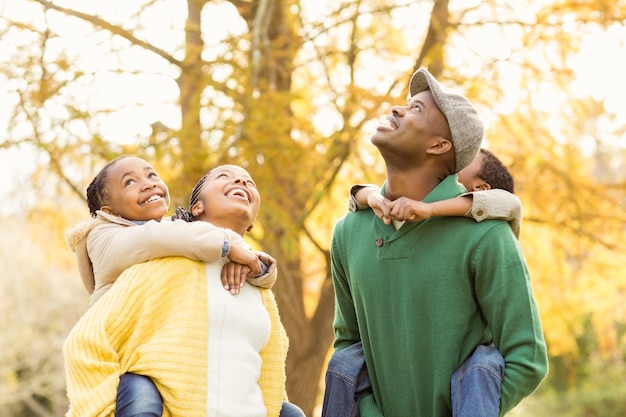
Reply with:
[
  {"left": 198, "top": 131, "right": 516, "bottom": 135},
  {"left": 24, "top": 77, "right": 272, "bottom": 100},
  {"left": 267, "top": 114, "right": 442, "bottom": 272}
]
[{"left": 1, "top": 0, "right": 625, "bottom": 214}]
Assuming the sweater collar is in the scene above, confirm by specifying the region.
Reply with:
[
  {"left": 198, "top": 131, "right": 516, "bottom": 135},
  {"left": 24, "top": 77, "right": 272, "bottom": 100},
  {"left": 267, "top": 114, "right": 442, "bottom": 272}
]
[
  {"left": 380, "top": 174, "right": 466, "bottom": 204},
  {"left": 422, "top": 174, "right": 467, "bottom": 203}
]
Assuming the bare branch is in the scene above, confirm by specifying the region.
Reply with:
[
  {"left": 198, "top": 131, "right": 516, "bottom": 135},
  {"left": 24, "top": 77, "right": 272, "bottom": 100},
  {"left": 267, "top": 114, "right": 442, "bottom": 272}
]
[{"left": 32, "top": 0, "right": 182, "bottom": 67}]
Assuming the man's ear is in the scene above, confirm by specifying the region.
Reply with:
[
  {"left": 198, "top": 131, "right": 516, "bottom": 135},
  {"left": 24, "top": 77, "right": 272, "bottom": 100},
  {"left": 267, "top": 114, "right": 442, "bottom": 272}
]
[
  {"left": 191, "top": 202, "right": 204, "bottom": 217},
  {"left": 426, "top": 138, "right": 453, "bottom": 156}
]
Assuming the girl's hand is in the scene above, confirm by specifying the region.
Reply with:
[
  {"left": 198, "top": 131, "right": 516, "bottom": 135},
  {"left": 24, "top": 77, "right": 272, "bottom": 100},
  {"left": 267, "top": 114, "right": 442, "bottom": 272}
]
[
  {"left": 253, "top": 251, "right": 276, "bottom": 270},
  {"left": 227, "top": 245, "right": 262, "bottom": 276}
]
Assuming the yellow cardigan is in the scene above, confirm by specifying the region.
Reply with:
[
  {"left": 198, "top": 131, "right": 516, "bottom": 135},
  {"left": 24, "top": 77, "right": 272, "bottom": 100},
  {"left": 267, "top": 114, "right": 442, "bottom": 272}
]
[{"left": 64, "top": 257, "right": 288, "bottom": 417}]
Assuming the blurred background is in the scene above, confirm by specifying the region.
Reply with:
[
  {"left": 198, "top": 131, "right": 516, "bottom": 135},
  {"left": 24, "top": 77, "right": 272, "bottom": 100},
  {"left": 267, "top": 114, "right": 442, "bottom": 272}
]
[{"left": 1, "top": 0, "right": 625, "bottom": 416}]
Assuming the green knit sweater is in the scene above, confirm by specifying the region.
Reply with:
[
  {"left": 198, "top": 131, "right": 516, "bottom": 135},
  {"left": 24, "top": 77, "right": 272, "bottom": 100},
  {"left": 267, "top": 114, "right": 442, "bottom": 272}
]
[{"left": 331, "top": 175, "right": 548, "bottom": 417}]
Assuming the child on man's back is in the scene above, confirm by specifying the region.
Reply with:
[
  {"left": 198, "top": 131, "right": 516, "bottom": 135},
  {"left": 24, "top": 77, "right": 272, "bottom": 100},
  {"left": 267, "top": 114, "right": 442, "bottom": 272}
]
[{"left": 350, "top": 148, "right": 522, "bottom": 237}]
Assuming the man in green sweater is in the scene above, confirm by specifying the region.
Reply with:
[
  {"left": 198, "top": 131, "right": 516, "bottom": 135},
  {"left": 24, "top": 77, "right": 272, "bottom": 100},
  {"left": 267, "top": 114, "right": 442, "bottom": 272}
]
[{"left": 328, "top": 68, "right": 548, "bottom": 416}]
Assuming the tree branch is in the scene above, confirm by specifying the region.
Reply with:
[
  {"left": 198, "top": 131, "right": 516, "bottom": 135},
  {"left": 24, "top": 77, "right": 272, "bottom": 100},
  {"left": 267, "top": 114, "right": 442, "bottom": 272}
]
[{"left": 32, "top": 0, "right": 182, "bottom": 67}]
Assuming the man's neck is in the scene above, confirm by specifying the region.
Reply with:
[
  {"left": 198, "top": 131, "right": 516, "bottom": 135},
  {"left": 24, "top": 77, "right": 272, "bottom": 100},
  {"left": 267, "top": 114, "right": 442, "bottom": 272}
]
[{"left": 384, "top": 167, "right": 443, "bottom": 202}]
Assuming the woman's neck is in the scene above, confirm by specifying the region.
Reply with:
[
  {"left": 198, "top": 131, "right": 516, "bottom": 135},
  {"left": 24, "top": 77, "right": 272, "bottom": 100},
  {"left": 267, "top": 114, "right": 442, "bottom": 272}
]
[{"left": 200, "top": 216, "right": 247, "bottom": 237}]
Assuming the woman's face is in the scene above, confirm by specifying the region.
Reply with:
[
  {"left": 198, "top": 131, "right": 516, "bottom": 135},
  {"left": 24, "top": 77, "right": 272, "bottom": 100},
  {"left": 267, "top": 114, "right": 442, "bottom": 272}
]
[{"left": 191, "top": 165, "right": 260, "bottom": 233}]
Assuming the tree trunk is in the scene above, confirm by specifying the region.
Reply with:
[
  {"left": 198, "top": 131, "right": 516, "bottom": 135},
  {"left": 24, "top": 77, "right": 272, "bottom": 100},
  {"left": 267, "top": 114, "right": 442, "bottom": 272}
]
[{"left": 172, "top": 0, "right": 209, "bottom": 205}]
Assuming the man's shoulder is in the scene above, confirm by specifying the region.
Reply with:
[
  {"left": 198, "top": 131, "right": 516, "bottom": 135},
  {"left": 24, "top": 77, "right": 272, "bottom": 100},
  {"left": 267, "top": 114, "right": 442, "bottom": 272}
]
[
  {"left": 333, "top": 210, "right": 376, "bottom": 235},
  {"left": 431, "top": 215, "right": 514, "bottom": 240}
]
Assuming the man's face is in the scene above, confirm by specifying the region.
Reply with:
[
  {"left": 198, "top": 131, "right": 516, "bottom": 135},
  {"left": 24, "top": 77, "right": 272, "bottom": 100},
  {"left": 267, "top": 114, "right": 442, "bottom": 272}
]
[{"left": 371, "top": 90, "right": 451, "bottom": 162}]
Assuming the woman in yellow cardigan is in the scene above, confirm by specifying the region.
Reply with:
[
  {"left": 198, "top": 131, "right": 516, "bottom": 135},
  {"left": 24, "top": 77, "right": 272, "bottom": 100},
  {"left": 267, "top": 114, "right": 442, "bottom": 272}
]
[{"left": 64, "top": 165, "right": 303, "bottom": 417}]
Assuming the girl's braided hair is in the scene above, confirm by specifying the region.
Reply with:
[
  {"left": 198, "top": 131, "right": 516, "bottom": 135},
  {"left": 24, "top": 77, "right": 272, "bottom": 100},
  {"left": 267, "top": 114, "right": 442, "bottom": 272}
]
[
  {"left": 171, "top": 170, "right": 210, "bottom": 223},
  {"left": 86, "top": 155, "right": 128, "bottom": 218}
]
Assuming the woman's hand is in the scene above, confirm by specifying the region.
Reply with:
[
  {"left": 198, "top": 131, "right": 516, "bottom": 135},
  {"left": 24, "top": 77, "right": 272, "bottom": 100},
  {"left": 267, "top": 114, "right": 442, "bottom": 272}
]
[{"left": 221, "top": 261, "right": 251, "bottom": 294}]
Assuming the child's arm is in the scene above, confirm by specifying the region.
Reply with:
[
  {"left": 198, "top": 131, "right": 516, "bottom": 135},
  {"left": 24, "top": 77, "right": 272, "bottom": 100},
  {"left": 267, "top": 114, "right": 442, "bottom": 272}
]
[
  {"left": 220, "top": 250, "right": 277, "bottom": 294},
  {"left": 386, "top": 195, "right": 471, "bottom": 223},
  {"left": 349, "top": 184, "right": 393, "bottom": 223},
  {"left": 88, "top": 218, "right": 262, "bottom": 294},
  {"left": 350, "top": 185, "right": 522, "bottom": 237},
  {"left": 245, "top": 251, "right": 277, "bottom": 288},
  {"left": 464, "top": 189, "right": 522, "bottom": 238},
  {"left": 348, "top": 184, "right": 382, "bottom": 211},
  {"left": 351, "top": 184, "right": 444, "bottom": 224}
]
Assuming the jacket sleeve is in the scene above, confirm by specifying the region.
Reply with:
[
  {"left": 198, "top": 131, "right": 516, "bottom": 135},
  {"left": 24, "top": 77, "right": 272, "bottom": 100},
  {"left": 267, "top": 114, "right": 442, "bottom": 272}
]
[
  {"left": 464, "top": 189, "right": 523, "bottom": 238},
  {"left": 245, "top": 251, "right": 278, "bottom": 289},
  {"left": 74, "top": 238, "right": 96, "bottom": 294},
  {"left": 348, "top": 184, "right": 380, "bottom": 212},
  {"left": 88, "top": 219, "right": 236, "bottom": 290}
]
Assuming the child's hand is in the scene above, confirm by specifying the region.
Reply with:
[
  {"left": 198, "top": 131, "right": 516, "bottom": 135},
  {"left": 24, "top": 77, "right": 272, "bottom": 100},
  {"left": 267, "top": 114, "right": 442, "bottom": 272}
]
[
  {"left": 387, "top": 197, "right": 433, "bottom": 222},
  {"left": 221, "top": 261, "right": 250, "bottom": 295},
  {"left": 227, "top": 245, "right": 263, "bottom": 278},
  {"left": 367, "top": 191, "right": 393, "bottom": 224},
  {"left": 253, "top": 251, "right": 276, "bottom": 270}
]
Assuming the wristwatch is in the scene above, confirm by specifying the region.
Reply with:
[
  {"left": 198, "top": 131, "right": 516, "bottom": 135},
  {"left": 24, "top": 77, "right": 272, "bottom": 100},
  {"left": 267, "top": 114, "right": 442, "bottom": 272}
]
[
  {"left": 221, "top": 240, "right": 230, "bottom": 257},
  {"left": 348, "top": 185, "right": 367, "bottom": 212}
]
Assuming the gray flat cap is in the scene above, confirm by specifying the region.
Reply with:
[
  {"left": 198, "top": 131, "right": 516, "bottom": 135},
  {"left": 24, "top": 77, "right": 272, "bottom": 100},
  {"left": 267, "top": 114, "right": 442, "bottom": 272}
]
[{"left": 409, "top": 68, "right": 483, "bottom": 172}]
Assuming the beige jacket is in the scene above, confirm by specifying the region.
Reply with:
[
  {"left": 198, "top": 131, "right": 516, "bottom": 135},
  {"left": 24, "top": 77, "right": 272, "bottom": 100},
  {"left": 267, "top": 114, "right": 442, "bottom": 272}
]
[
  {"left": 66, "top": 211, "right": 276, "bottom": 305},
  {"left": 464, "top": 189, "right": 522, "bottom": 238}
]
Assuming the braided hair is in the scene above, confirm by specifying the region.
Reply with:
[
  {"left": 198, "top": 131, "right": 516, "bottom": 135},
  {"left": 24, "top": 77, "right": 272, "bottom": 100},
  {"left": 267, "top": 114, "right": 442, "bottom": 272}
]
[
  {"left": 171, "top": 171, "right": 211, "bottom": 223},
  {"left": 86, "top": 155, "right": 128, "bottom": 218}
]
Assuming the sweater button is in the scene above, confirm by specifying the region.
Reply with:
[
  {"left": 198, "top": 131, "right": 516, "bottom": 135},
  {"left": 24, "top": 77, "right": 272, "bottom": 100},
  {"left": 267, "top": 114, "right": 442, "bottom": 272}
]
[{"left": 375, "top": 238, "right": 383, "bottom": 247}]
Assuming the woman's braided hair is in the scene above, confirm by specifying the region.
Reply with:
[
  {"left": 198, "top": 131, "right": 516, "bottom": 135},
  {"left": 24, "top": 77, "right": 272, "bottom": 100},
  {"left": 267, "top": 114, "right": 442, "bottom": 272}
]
[
  {"left": 86, "top": 155, "right": 128, "bottom": 218},
  {"left": 171, "top": 170, "right": 211, "bottom": 223}
]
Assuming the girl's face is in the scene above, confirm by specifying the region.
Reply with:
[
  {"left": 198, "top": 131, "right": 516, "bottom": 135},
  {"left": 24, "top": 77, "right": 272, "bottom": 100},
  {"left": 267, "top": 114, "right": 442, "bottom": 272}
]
[
  {"left": 100, "top": 157, "right": 170, "bottom": 221},
  {"left": 191, "top": 165, "right": 260, "bottom": 235}
]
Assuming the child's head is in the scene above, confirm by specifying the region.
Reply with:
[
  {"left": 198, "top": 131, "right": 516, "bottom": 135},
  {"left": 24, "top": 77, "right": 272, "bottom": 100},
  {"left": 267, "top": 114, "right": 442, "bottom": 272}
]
[
  {"left": 86, "top": 155, "right": 170, "bottom": 221},
  {"left": 175, "top": 164, "right": 260, "bottom": 236},
  {"left": 457, "top": 148, "right": 514, "bottom": 193}
]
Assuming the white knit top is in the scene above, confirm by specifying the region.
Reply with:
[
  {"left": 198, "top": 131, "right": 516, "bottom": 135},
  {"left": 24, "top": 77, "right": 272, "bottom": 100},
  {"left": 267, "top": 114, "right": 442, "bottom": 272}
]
[{"left": 205, "top": 262, "right": 270, "bottom": 417}]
